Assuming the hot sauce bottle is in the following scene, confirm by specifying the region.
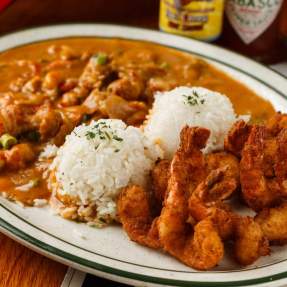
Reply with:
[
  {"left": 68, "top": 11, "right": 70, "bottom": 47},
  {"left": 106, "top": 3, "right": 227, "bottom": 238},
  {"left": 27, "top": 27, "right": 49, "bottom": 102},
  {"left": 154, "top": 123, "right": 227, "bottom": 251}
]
[
  {"left": 221, "top": 0, "right": 286, "bottom": 64},
  {"left": 159, "top": 0, "right": 225, "bottom": 41}
]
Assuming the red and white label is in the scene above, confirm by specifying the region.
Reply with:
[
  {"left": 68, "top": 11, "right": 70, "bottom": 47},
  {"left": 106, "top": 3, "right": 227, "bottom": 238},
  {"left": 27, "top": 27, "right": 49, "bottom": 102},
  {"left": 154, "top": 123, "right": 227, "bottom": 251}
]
[{"left": 226, "top": 0, "right": 284, "bottom": 44}]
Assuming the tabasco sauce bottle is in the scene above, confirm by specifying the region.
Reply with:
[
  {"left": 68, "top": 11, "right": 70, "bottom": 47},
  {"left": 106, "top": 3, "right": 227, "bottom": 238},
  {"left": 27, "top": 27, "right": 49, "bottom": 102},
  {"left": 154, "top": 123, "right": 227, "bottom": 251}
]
[{"left": 222, "top": 0, "right": 286, "bottom": 64}]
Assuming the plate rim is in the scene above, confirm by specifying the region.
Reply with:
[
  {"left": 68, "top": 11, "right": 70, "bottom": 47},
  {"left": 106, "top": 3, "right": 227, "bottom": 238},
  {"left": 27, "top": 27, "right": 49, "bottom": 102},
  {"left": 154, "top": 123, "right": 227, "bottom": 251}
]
[
  {"left": 2, "top": 216, "right": 287, "bottom": 287},
  {"left": 0, "top": 22, "right": 286, "bottom": 82},
  {"left": 0, "top": 23, "right": 287, "bottom": 287}
]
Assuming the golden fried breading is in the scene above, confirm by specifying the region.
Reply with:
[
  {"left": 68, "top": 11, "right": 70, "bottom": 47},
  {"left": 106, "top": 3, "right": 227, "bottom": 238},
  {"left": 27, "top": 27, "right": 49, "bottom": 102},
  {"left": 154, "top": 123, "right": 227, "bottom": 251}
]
[
  {"left": 263, "top": 138, "right": 277, "bottom": 178},
  {"left": 117, "top": 185, "right": 160, "bottom": 249},
  {"left": 159, "top": 127, "right": 209, "bottom": 254},
  {"left": 234, "top": 216, "right": 269, "bottom": 265},
  {"left": 189, "top": 167, "right": 233, "bottom": 222},
  {"left": 206, "top": 152, "right": 240, "bottom": 201},
  {"left": 275, "top": 129, "right": 287, "bottom": 197},
  {"left": 151, "top": 159, "right": 170, "bottom": 205},
  {"left": 240, "top": 124, "right": 287, "bottom": 211},
  {"left": 184, "top": 218, "right": 224, "bottom": 270},
  {"left": 158, "top": 126, "right": 224, "bottom": 270},
  {"left": 119, "top": 122, "right": 287, "bottom": 270},
  {"left": 188, "top": 152, "right": 239, "bottom": 224},
  {"left": 266, "top": 112, "right": 287, "bottom": 137},
  {"left": 224, "top": 120, "right": 251, "bottom": 158},
  {"left": 240, "top": 126, "right": 280, "bottom": 211},
  {"left": 255, "top": 201, "right": 287, "bottom": 244},
  {"left": 178, "top": 126, "right": 210, "bottom": 193},
  {"left": 209, "top": 208, "right": 235, "bottom": 241}
]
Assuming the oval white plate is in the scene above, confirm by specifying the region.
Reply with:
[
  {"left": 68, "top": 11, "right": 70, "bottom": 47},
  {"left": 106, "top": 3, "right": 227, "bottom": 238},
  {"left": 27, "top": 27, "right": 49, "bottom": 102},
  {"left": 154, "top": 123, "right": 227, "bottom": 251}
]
[{"left": 0, "top": 24, "right": 287, "bottom": 287}]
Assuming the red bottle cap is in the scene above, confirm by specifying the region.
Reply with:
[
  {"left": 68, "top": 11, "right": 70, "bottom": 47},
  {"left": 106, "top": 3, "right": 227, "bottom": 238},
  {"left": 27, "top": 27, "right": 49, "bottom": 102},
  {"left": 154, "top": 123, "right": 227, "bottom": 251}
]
[{"left": 0, "top": 0, "right": 12, "bottom": 13}]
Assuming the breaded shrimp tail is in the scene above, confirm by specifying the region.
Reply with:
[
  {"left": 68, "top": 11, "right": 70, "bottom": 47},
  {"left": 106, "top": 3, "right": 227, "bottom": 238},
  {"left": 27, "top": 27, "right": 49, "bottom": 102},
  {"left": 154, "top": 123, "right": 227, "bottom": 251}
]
[
  {"left": 158, "top": 126, "right": 224, "bottom": 270},
  {"left": 117, "top": 185, "right": 161, "bottom": 249},
  {"left": 240, "top": 126, "right": 275, "bottom": 211}
]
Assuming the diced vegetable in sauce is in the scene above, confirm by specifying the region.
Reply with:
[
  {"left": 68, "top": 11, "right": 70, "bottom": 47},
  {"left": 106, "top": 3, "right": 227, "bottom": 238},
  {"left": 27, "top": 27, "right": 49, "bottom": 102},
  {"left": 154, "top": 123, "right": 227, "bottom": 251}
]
[
  {"left": 0, "top": 134, "right": 17, "bottom": 149},
  {"left": 0, "top": 37, "right": 275, "bottom": 205}
]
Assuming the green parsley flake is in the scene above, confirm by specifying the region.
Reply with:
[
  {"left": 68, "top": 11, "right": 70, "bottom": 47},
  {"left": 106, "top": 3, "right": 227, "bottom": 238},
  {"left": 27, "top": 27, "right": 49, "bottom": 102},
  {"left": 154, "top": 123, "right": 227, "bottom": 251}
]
[
  {"left": 85, "top": 121, "right": 124, "bottom": 153},
  {"left": 86, "top": 131, "right": 96, "bottom": 139},
  {"left": 113, "top": 135, "right": 123, "bottom": 142},
  {"left": 183, "top": 91, "right": 206, "bottom": 107}
]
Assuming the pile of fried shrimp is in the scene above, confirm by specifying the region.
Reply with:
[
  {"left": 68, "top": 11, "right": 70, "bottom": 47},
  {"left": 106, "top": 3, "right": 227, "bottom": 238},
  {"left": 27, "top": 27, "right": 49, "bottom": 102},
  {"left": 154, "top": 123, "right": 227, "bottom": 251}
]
[{"left": 117, "top": 112, "right": 287, "bottom": 270}]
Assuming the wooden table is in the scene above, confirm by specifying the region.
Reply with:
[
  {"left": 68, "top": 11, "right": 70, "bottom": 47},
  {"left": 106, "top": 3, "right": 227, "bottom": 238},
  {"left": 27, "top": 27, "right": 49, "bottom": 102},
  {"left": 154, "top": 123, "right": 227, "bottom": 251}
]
[{"left": 0, "top": 233, "right": 66, "bottom": 286}]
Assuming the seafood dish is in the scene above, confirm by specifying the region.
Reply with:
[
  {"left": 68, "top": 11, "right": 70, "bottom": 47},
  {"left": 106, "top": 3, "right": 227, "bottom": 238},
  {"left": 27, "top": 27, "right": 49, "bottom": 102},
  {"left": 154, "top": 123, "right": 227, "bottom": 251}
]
[{"left": 0, "top": 37, "right": 285, "bottom": 270}]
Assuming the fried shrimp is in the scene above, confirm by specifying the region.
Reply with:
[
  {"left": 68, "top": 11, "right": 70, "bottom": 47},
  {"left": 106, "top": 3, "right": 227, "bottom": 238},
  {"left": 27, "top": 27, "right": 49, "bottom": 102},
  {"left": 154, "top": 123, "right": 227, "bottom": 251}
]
[
  {"left": 188, "top": 167, "right": 231, "bottom": 222},
  {"left": 240, "top": 125, "right": 287, "bottom": 211},
  {"left": 234, "top": 216, "right": 269, "bottom": 265},
  {"left": 240, "top": 126, "right": 281, "bottom": 211},
  {"left": 187, "top": 167, "right": 237, "bottom": 242},
  {"left": 255, "top": 201, "right": 287, "bottom": 244},
  {"left": 158, "top": 126, "right": 224, "bottom": 270},
  {"left": 151, "top": 159, "right": 170, "bottom": 205},
  {"left": 266, "top": 112, "right": 287, "bottom": 137},
  {"left": 206, "top": 152, "right": 240, "bottom": 200},
  {"left": 188, "top": 151, "right": 239, "bottom": 223},
  {"left": 117, "top": 185, "right": 160, "bottom": 249},
  {"left": 274, "top": 129, "right": 287, "bottom": 197},
  {"left": 224, "top": 120, "right": 251, "bottom": 158},
  {"left": 119, "top": 118, "right": 287, "bottom": 270},
  {"left": 184, "top": 218, "right": 224, "bottom": 270}
]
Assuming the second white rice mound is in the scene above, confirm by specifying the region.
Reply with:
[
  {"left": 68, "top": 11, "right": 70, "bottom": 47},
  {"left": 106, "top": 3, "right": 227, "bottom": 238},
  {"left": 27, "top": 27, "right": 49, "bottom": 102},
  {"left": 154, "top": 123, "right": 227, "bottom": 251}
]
[
  {"left": 49, "top": 119, "right": 162, "bottom": 225},
  {"left": 144, "top": 86, "right": 249, "bottom": 159}
]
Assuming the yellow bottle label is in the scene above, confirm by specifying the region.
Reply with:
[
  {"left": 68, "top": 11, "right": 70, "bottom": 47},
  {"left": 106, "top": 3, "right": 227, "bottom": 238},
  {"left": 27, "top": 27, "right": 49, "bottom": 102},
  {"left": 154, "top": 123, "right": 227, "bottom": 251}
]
[{"left": 159, "top": 0, "right": 224, "bottom": 41}]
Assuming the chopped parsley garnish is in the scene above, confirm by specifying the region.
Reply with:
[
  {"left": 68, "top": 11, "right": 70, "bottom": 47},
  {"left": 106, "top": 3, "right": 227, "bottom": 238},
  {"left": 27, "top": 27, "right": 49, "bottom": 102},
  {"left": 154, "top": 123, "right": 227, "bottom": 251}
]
[
  {"left": 193, "top": 91, "right": 199, "bottom": 98},
  {"left": 86, "top": 131, "right": 96, "bottom": 139},
  {"left": 183, "top": 91, "right": 206, "bottom": 107},
  {"left": 84, "top": 121, "right": 123, "bottom": 152},
  {"left": 113, "top": 135, "right": 123, "bottom": 142}
]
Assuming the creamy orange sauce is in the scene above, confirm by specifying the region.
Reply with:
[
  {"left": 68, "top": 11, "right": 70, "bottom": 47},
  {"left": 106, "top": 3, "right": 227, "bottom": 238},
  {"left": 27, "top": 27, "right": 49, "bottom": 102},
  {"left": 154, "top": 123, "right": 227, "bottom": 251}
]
[
  {"left": 0, "top": 37, "right": 275, "bottom": 204},
  {"left": 0, "top": 167, "right": 49, "bottom": 204}
]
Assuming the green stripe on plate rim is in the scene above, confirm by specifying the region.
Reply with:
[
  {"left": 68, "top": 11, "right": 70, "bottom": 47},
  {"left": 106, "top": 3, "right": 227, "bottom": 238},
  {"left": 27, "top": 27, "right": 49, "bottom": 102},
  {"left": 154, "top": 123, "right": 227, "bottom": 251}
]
[
  {"left": 0, "top": 26, "right": 287, "bottom": 286},
  {"left": 2, "top": 199, "right": 287, "bottom": 274},
  {"left": 1, "top": 199, "right": 287, "bottom": 274},
  {"left": 1, "top": 216, "right": 287, "bottom": 287}
]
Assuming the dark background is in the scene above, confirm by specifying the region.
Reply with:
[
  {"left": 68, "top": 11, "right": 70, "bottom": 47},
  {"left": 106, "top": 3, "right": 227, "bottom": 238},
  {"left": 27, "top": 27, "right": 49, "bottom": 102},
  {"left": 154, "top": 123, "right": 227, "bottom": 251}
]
[
  {"left": 0, "top": 0, "right": 159, "bottom": 35},
  {"left": 0, "top": 0, "right": 286, "bottom": 63}
]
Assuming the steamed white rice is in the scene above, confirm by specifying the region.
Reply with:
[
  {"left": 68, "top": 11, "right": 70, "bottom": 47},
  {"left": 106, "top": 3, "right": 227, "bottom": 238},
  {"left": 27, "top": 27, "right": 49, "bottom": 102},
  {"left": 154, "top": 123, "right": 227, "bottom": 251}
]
[
  {"left": 144, "top": 86, "right": 250, "bottom": 159},
  {"left": 49, "top": 119, "right": 162, "bottom": 224}
]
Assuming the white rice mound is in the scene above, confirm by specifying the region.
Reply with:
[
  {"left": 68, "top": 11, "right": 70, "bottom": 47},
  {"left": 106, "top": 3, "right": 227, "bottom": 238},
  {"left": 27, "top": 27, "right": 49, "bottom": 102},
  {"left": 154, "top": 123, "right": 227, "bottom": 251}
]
[
  {"left": 49, "top": 119, "right": 162, "bottom": 224},
  {"left": 144, "top": 86, "right": 250, "bottom": 159}
]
